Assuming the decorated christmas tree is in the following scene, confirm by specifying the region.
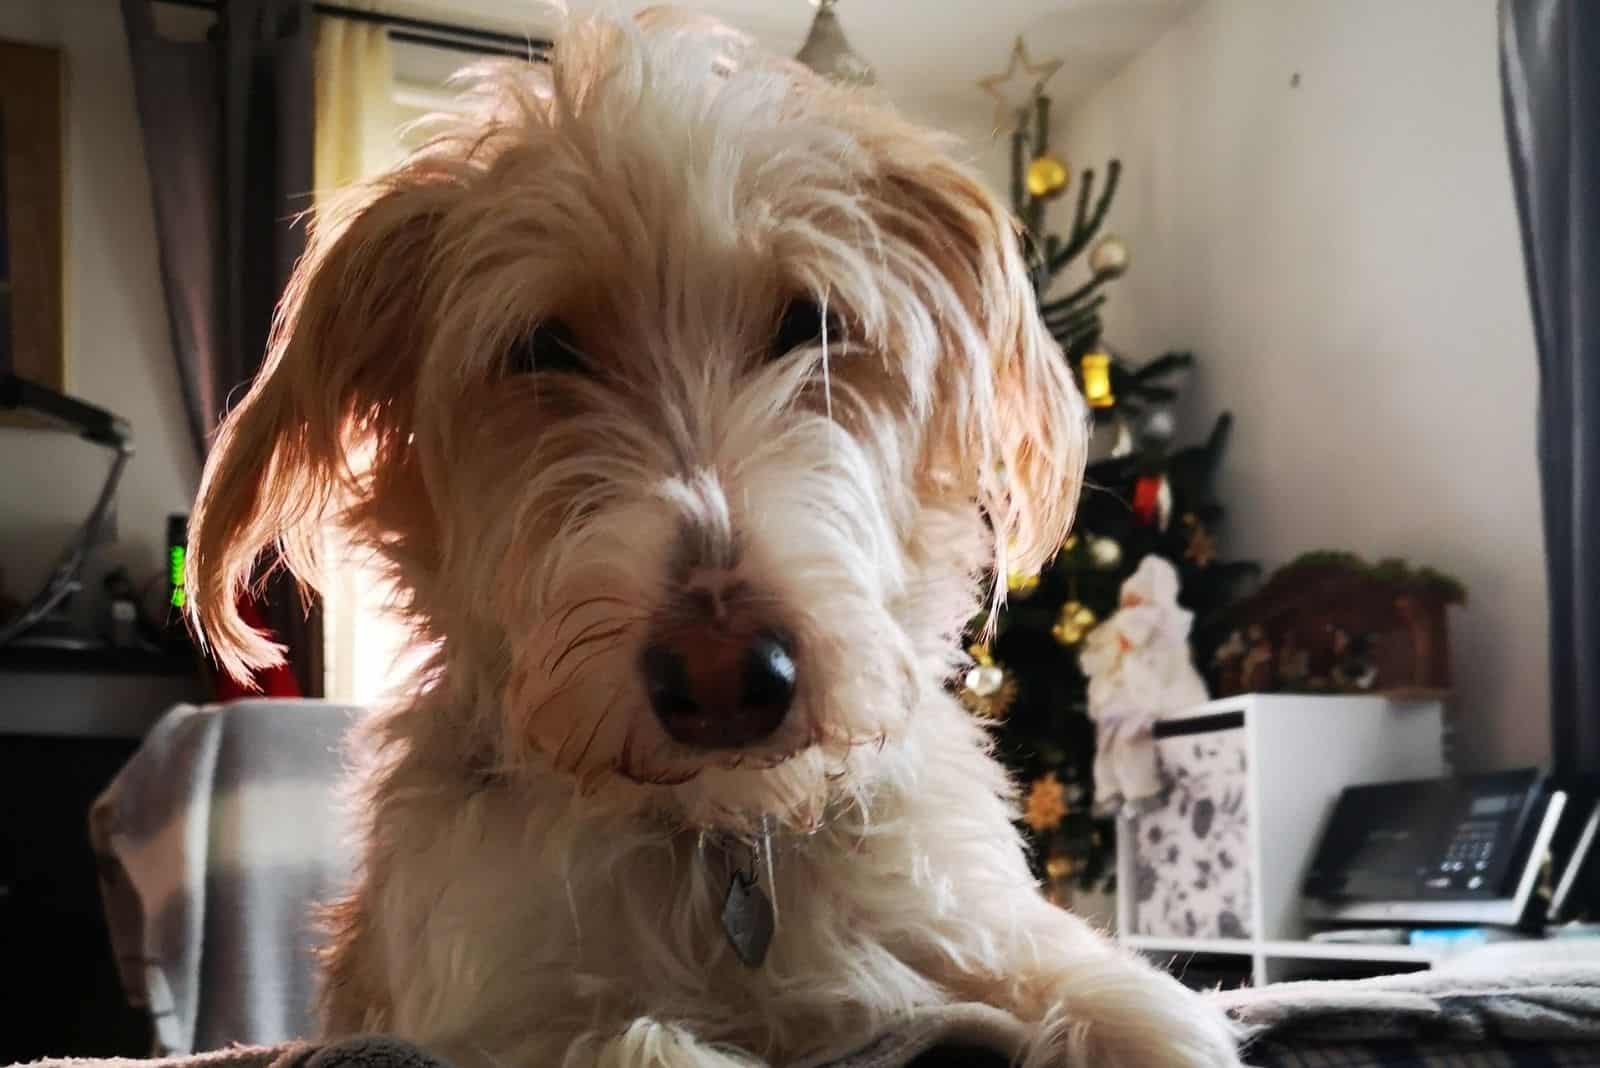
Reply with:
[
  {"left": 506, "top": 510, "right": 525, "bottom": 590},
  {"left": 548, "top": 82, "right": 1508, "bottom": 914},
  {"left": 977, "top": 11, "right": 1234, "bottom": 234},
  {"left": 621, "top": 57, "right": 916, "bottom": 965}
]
[{"left": 963, "top": 41, "right": 1258, "bottom": 895}]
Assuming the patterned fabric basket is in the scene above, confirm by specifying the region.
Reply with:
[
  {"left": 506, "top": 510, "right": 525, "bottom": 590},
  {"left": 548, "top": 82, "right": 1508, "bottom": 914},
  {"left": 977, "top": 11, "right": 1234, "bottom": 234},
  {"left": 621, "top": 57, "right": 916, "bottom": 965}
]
[{"left": 1130, "top": 715, "right": 1253, "bottom": 939}]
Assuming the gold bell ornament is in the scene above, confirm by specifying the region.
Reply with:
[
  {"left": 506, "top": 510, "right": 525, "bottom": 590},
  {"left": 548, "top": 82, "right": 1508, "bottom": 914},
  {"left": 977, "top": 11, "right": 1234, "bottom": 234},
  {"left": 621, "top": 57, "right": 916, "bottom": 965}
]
[{"left": 1079, "top": 351, "right": 1115, "bottom": 409}]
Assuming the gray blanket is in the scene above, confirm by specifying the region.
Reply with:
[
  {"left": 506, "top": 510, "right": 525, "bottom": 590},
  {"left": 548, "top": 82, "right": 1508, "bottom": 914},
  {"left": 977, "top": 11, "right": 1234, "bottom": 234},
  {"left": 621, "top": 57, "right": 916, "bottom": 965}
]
[
  {"left": 1219, "top": 961, "right": 1600, "bottom": 1044},
  {"left": 20, "top": 963, "right": 1600, "bottom": 1068},
  {"left": 91, "top": 701, "right": 364, "bottom": 1054}
]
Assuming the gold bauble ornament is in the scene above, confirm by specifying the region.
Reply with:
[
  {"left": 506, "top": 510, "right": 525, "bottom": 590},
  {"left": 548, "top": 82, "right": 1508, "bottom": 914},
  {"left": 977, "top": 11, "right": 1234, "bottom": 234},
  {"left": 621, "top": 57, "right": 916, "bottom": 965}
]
[
  {"left": 1052, "top": 600, "right": 1099, "bottom": 646},
  {"left": 1062, "top": 532, "right": 1080, "bottom": 553},
  {"left": 1045, "top": 853, "right": 1076, "bottom": 882},
  {"left": 1025, "top": 153, "right": 1071, "bottom": 200},
  {"left": 1088, "top": 234, "right": 1130, "bottom": 279}
]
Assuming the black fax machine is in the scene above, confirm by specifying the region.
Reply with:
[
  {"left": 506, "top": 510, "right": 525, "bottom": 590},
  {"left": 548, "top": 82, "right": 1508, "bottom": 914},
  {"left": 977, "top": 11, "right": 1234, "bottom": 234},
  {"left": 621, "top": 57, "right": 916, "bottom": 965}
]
[{"left": 1303, "top": 768, "right": 1600, "bottom": 928}]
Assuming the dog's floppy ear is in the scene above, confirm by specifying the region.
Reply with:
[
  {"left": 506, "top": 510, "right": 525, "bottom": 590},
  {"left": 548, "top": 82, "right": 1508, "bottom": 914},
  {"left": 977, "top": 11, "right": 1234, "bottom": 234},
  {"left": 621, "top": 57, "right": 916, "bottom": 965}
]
[
  {"left": 188, "top": 176, "right": 451, "bottom": 681},
  {"left": 889, "top": 158, "right": 1089, "bottom": 589}
]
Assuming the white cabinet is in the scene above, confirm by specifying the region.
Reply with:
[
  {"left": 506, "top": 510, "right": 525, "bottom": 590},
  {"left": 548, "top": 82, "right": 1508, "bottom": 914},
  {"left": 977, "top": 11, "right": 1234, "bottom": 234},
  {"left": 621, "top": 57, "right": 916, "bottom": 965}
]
[{"left": 1115, "top": 694, "right": 1445, "bottom": 985}]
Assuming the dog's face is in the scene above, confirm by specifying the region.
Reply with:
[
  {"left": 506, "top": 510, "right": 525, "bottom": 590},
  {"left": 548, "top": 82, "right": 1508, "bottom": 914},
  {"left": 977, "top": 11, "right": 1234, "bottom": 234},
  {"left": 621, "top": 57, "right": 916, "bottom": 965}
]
[{"left": 190, "top": 11, "right": 1085, "bottom": 831}]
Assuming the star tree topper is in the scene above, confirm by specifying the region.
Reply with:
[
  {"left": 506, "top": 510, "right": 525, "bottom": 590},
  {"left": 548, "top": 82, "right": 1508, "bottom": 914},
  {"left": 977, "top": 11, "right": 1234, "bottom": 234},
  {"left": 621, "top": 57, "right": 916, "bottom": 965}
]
[{"left": 977, "top": 35, "right": 1064, "bottom": 134}]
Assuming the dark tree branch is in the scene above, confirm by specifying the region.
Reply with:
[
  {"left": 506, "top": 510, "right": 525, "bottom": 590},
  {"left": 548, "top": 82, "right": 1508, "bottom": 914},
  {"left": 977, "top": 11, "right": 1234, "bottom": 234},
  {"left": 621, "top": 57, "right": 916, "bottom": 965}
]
[
  {"left": 1041, "top": 273, "right": 1114, "bottom": 318},
  {"left": 1043, "top": 294, "right": 1107, "bottom": 330},
  {"left": 1049, "top": 160, "right": 1122, "bottom": 273},
  {"left": 1131, "top": 351, "right": 1195, "bottom": 382}
]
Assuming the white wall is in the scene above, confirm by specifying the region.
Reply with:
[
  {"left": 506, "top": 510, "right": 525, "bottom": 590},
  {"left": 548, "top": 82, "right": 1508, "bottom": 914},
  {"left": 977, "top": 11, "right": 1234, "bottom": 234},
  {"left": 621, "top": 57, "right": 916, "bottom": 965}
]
[
  {"left": 0, "top": 0, "right": 197, "bottom": 615},
  {"left": 1060, "top": 0, "right": 1548, "bottom": 771}
]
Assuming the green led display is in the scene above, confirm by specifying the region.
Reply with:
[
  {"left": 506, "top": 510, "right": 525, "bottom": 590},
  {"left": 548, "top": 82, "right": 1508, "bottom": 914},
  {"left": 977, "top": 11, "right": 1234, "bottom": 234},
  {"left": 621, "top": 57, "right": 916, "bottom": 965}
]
[{"left": 170, "top": 545, "right": 187, "bottom": 608}]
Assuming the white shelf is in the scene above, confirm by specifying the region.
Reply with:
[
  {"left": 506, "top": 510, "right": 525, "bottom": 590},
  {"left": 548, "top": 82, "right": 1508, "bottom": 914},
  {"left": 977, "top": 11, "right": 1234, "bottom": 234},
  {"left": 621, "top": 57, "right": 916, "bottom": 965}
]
[
  {"left": 1124, "top": 935, "right": 1255, "bottom": 957},
  {"left": 1117, "top": 694, "right": 1448, "bottom": 986},
  {"left": 1126, "top": 935, "right": 1443, "bottom": 965},
  {"left": 1258, "top": 939, "right": 1441, "bottom": 964}
]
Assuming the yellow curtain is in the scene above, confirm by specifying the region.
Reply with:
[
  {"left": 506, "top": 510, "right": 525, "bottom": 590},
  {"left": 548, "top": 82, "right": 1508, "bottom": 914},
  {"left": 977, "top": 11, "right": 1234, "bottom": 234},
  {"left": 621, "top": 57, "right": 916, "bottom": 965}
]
[
  {"left": 313, "top": 16, "right": 411, "bottom": 704},
  {"left": 314, "top": 17, "right": 399, "bottom": 197}
]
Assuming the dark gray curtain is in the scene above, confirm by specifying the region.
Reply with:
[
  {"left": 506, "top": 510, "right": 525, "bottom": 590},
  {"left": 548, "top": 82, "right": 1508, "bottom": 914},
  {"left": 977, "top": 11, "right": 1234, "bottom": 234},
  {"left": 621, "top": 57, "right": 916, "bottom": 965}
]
[
  {"left": 122, "top": 0, "right": 322, "bottom": 696},
  {"left": 1501, "top": 0, "right": 1600, "bottom": 776}
]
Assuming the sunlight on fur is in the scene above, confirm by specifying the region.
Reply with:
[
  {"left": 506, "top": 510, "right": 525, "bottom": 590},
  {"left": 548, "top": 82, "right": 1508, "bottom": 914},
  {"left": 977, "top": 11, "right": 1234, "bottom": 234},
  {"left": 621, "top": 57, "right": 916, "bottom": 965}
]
[{"left": 186, "top": 9, "right": 1243, "bottom": 1067}]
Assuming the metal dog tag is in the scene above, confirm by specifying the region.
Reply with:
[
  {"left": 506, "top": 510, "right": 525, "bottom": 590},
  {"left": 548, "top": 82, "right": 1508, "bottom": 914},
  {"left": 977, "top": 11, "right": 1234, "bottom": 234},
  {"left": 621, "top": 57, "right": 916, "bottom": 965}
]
[
  {"left": 722, "top": 870, "right": 774, "bottom": 967},
  {"left": 721, "top": 837, "right": 774, "bottom": 967}
]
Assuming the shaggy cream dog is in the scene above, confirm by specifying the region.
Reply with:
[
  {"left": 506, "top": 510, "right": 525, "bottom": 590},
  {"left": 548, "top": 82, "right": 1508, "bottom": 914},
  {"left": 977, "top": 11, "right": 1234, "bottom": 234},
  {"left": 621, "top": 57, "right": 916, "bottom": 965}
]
[{"left": 188, "top": 10, "right": 1242, "bottom": 1068}]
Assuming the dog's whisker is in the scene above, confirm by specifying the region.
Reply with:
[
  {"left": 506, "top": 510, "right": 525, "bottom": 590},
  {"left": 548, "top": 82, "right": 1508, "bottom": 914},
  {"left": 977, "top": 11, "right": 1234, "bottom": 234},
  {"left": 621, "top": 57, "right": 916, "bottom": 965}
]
[
  {"left": 550, "top": 717, "right": 582, "bottom": 771},
  {"left": 535, "top": 638, "right": 632, "bottom": 767},
  {"left": 544, "top": 601, "right": 649, "bottom": 658},
  {"left": 550, "top": 639, "right": 629, "bottom": 696},
  {"left": 522, "top": 670, "right": 587, "bottom": 739},
  {"left": 616, "top": 724, "right": 638, "bottom": 779},
  {"left": 547, "top": 594, "right": 643, "bottom": 637},
  {"left": 568, "top": 684, "right": 625, "bottom": 776},
  {"left": 820, "top": 293, "right": 835, "bottom": 426},
  {"left": 546, "top": 622, "right": 636, "bottom": 676},
  {"left": 615, "top": 758, "right": 700, "bottom": 787}
]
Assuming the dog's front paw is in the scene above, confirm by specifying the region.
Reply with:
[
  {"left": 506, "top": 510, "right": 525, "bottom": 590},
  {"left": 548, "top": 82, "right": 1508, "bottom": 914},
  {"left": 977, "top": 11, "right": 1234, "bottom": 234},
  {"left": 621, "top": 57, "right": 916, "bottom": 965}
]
[
  {"left": 1023, "top": 980, "right": 1244, "bottom": 1068},
  {"left": 575, "top": 1018, "right": 768, "bottom": 1068}
]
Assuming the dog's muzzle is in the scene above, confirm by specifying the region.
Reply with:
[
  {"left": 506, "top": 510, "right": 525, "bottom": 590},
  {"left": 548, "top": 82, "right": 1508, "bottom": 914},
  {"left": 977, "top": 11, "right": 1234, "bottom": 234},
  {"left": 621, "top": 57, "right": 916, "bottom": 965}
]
[{"left": 640, "top": 627, "right": 795, "bottom": 749}]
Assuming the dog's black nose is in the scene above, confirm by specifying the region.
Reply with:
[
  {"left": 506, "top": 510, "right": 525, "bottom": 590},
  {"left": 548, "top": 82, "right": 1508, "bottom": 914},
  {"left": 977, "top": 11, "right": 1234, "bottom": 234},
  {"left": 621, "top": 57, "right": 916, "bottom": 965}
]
[{"left": 641, "top": 630, "right": 796, "bottom": 749}]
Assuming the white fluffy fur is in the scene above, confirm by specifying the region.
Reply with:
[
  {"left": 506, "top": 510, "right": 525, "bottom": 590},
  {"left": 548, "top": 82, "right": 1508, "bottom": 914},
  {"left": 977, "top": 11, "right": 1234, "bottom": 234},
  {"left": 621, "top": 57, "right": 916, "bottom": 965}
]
[{"left": 187, "top": 10, "right": 1242, "bottom": 1067}]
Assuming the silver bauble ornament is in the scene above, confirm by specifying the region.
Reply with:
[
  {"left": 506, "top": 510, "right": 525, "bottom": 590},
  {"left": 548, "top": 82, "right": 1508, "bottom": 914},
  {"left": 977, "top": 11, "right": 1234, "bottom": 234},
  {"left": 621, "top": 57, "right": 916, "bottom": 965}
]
[
  {"left": 1090, "top": 536, "right": 1123, "bottom": 570},
  {"left": 965, "top": 663, "right": 1006, "bottom": 698},
  {"left": 1140, "top": 405, "right": 1177, "bottom": 448},
  {"left": 1089, "top": 235, "right": 1129, "bottom": 279}
]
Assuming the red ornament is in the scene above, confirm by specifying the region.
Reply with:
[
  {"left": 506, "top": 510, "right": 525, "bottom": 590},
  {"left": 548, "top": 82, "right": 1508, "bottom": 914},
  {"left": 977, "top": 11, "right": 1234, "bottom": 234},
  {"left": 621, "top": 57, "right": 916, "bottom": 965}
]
[
  {"left": 1132, "top": 475, "right": 1161, "bottom": 526},
  {"left": 1130, "top": 474, "right": 1174, "bottom": 530}
]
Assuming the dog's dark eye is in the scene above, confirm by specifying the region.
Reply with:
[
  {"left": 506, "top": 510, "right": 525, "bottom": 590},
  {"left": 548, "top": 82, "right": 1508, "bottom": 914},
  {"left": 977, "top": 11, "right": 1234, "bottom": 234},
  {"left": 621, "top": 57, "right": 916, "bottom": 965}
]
[
  {"left": 771, "top": 298, "right": 838, "bottom": 361},
  {"left": 509, "top": 319, "right": 586, "bottom": 376}
]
